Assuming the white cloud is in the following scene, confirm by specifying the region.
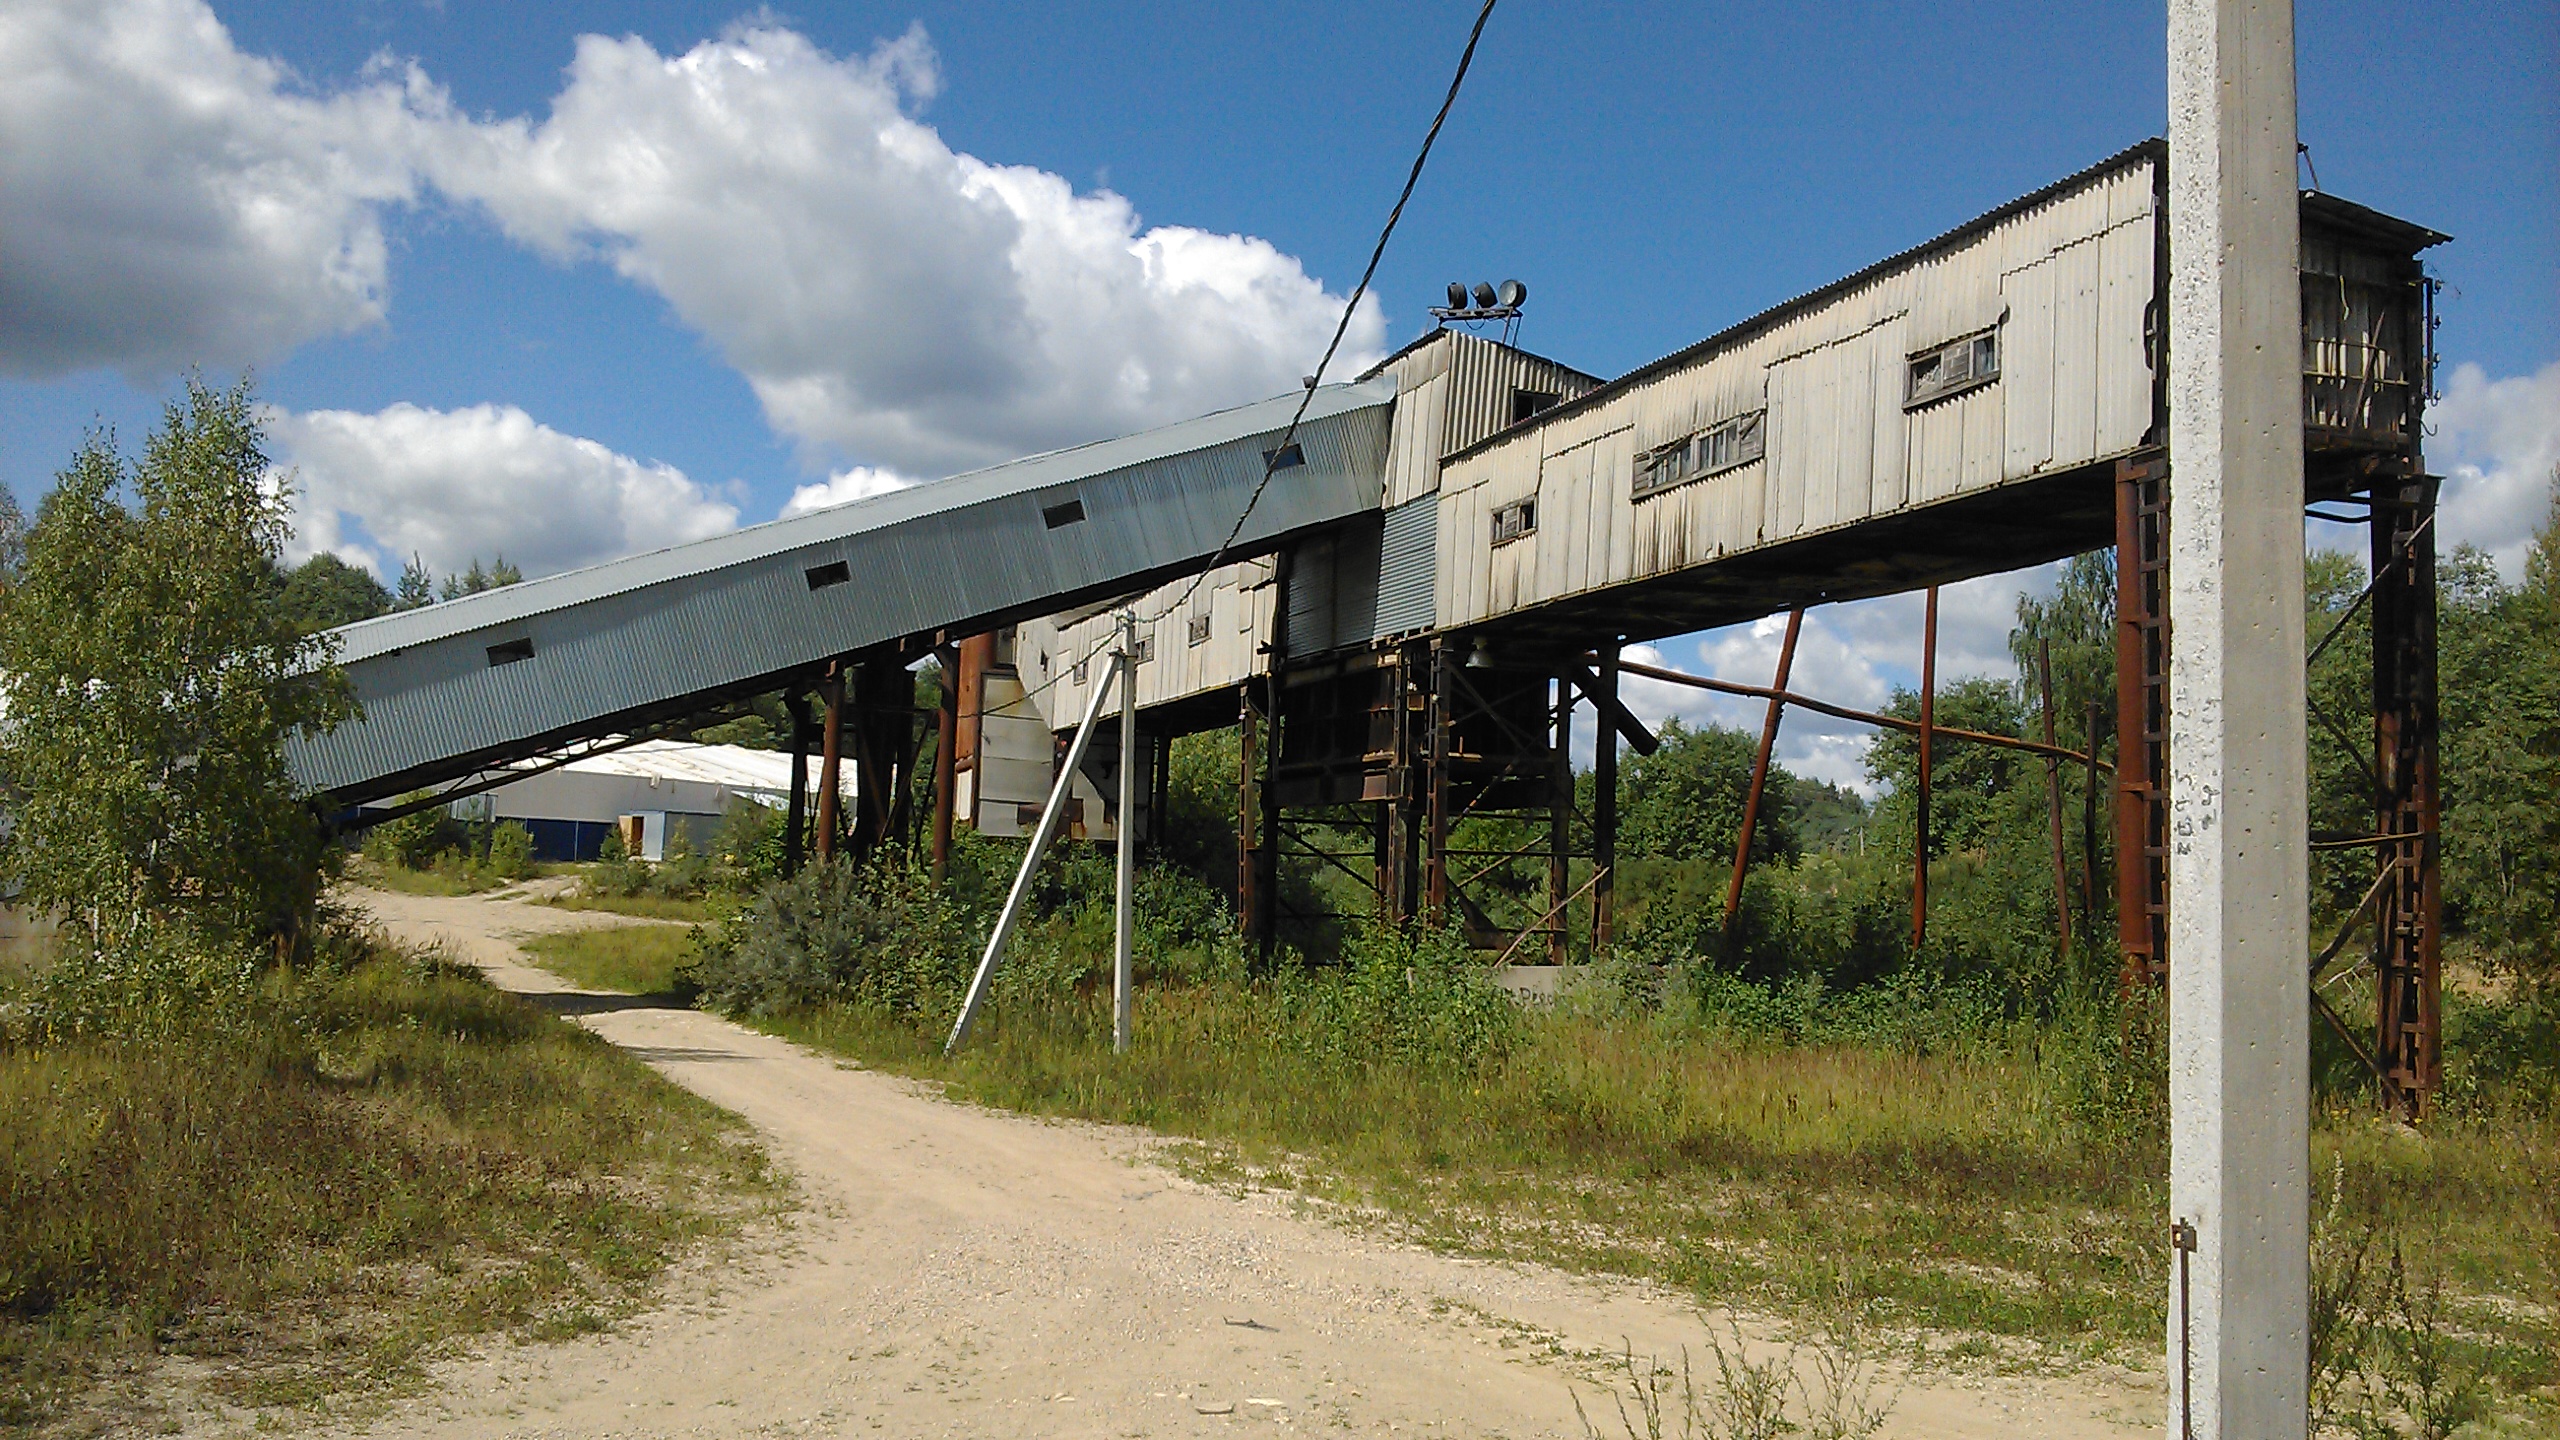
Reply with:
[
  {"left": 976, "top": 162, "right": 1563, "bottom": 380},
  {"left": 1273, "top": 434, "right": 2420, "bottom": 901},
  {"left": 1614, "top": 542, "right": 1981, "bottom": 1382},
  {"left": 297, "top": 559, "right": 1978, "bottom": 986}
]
[
  {"left": 416, "top": 22, "right": 1382, "bottom": 476},
  {"left": 269, "top": 402, "right": 738, "bottom": 581},
  {"left": 780, "top": 465, "right": 924, "bottom": 519},
  {"left": 2430, "top": 361, "right": 2560, "bottom": 578},
  {"left": 0, "top": 0, "right": 430, "bottom": 377},
  {"left": 10, "top": 3, "right": 1379, "bottom": 485}
]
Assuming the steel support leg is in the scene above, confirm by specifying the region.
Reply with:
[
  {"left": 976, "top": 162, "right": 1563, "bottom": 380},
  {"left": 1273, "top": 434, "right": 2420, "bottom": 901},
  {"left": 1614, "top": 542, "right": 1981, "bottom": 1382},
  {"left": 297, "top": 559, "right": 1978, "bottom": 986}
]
[
  {"left": 1548, "top": 671, "right": 1572, "bottom": 966},
  {"left": 1592, "top": 646, "right": 1620, "bottom": 954},
  {"left": 2371, "top": 475, "right": 2442, "bottom": 1119},
  {"left": 1913, "top": 587, "right": 1938, "bottom": 954},
  {"left": 2116, "top": 452, "right": 2172, "bottom": 988},
  {"left": 784, "top": 691, "right": 812, "bottom": 878},
  {"left": 1238, "top": 682, "right": 1264, "bottom": 947},
  {"left": 815, "top": 667, "right": 845, "bottom": 865}
]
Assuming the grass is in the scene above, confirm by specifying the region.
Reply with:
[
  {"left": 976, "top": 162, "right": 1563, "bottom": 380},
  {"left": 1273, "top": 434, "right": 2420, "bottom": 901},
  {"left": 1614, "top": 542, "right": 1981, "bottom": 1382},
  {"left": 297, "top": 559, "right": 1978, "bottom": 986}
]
[
  {"left": 519, "top": 926, "right": 699, "bottom": 995},
  {"left": 753, "top": 982, "right": 2558, "bottom": 1405},
  {"left": 539, "top": 890, "right": 718, "bottom": 924},
  {"left": 0, "top": 939, "right": 780, "bottom": 1434}
]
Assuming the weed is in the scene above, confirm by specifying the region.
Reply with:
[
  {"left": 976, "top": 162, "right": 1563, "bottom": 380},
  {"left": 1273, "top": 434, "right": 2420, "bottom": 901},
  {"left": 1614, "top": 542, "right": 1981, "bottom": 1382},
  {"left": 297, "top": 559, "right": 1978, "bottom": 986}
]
[
  {"left": 1572, "top": 1316, "right": 1895, "bottom": 1440},
  {"left": 519, "top": 926, "right": 698, "bottom": 996},
  {"left": 0, "top": 930, "right": 778, "bottom": 1431}
]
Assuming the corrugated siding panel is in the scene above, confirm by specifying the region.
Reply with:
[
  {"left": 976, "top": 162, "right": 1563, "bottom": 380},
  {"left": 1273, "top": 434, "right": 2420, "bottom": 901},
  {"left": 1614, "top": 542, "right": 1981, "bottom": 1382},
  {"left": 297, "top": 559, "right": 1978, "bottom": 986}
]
[
  {"left": 2096, "top": 219, "right": 2155, "bottom": 453},
  {"left": 1374, "top": 496, "right": 1437, "bottom": 637},
  {"left": 295, "top": 384, "right": 1394, "bottom": 801},
  {"left": 1433, "top": 149, "right": 2160, "bottom": 625}
]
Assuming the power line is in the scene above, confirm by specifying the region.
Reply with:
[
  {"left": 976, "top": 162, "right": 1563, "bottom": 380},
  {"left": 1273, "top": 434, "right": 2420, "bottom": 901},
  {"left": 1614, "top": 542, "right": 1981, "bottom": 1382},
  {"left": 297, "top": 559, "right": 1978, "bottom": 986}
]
[{"left": 960, "top": 0, "right": 1505, "bottom": 725}]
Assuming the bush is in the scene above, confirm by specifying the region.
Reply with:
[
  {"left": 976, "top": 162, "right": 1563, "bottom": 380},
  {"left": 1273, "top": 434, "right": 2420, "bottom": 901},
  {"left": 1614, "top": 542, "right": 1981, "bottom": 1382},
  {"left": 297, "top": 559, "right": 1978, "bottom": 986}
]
[
  {"left": 1280, "top": 920, "right": 1516, "bottom": 1073},
  {"left": 683, "top": 857, "right": 974, "bottom": 1018},
  {"left": 25, "top": 915, "right": 261, "bottom": 1041},
  {"left": 362, "top": 794, "right": 456, "bottom": 871},
  {"left": 486, "top": 820, "right": 535, "bottom": 880}
]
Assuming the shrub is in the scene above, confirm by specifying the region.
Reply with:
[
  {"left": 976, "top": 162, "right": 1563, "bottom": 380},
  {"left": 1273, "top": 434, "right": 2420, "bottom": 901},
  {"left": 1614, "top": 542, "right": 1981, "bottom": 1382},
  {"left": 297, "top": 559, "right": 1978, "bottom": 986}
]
[
  {"left": 1280, "top": 920, "right": 1516, "bottom": 1073},
  {"left": 362, "top": 794, "right": 456, "bottom": 871},
  {"left": 683, "top": 857, "right": 973, "bottom": 1018},
  {"left": 485, "top": 821, "right": 536, "bottom": 880}
]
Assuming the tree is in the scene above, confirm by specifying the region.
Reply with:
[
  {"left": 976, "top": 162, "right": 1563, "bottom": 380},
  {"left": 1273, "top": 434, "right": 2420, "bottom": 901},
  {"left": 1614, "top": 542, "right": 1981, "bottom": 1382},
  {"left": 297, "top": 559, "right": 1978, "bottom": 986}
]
[
  {"left": 1611, "top": 718, "right": 1798, "bottom": 867},
  {"left": 0, "top": 379, "right": 356, "bottom": 978},
  {"left": 277, "top": 553, "right": 393, "bottom": 633},
  {"left": 395, "top": 552, "right": 434, "bottom": 610},
  {"left": 2439, "top": 481, "right": 2560, "bottom": 990},
  {"left": 1866, "top": 677, "right": 2032, "bottom": 861},
  {"left": 2010, "top": 549, "right": 2117, "bottom": 745}
]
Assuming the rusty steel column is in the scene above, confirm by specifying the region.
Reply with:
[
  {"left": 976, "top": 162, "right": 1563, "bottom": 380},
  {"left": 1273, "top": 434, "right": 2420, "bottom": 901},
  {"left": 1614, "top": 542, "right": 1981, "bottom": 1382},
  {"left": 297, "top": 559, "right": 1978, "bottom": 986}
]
[
  {"left": 2371, "top": 475, "right": 2442, "bottom": 1119},
  {"left": 1727, "top": 607, "right": 1804, "bottom": 937},
  {"left": 1377, "top": 645, "right": 1424, "bottom": 924},
  {"left": 1424, "top": 640, "right": 1452, "bottom": 927},
  {"left": 1237, "top": 682, "right": 1263, "bottom": 940},
  {"left": 2040, "top": 639, "right": 2072, "bottom": 969},
  {"left": 784, "top": 690, "right": 813, "bottom": 878},
  {"left": 1591, "top": 645, "right": 1620, "bottom": 954},
  {"left": 814, "top": 665, "right": 845, "bottom": 865},
  {"left": 931, "top": 647, "right": 958, "bottom": 883},
  {"left": 1912, "top": 587, "right": 1938, "bottom": 954},
  {"left": 2085, "top": 698, "right": 2105, "bottom": 961},
  {"left": 1254, "top": 682, "right": 1282, "bottom": 957},
  {"left": 2115, "top": 452, "right": 2172, "bottom": 988},
  {"left": 1548, "top": 670, "right": 1572, "bottom": 966}
]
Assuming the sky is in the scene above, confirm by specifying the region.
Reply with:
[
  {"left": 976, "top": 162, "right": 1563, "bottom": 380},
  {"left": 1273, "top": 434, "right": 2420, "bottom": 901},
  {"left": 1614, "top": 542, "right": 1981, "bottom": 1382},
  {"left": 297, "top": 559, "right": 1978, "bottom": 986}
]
[{"left": 3, "top": 0, "right": 2554, "bottom": 792}]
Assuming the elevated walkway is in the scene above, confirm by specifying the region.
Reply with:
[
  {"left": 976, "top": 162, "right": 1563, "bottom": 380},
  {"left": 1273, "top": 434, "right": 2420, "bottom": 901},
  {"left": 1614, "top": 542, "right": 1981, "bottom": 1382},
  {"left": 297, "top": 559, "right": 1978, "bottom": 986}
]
[{"left": 292, "top": 379, "right": 1395, "bottom": 806}]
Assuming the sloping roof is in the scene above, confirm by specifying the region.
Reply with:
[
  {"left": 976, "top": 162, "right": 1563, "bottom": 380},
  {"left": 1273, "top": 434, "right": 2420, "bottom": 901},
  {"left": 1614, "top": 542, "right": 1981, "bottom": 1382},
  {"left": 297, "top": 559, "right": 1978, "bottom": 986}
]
[
  {"left": 536, "top": 738, "right": 802, "bottom": 795},
  {"left": 1441, "top": 138, "right": 2173, "bottom": 467},
  {"left": 295, "top": 378, "right": 1398, "bottom": 804}
]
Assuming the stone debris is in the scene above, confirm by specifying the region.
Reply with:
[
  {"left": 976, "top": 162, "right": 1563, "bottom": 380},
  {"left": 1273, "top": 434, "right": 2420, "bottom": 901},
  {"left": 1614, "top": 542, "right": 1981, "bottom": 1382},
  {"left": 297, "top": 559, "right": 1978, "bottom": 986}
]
[{"left": 1196, "top": 1401, "right": 1236, "bottom": 1415}]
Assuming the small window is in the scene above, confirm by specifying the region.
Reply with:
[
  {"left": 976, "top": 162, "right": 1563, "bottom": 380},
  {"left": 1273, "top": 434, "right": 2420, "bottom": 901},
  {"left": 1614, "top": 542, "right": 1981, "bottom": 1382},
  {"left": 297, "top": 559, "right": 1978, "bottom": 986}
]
[
  {"left": 486, "top": 637, "right": 534, "bottom": 667},
  {"left": 1042, "top": 497, "right": 1087, "bottom": 528},
  {"left": 1633, "top": 411, "right": 1764, "bottom": 499},
  {"left": 1073, "top": 657, "right": 1089, "bottom": 685},
  {"left": 1905, "top": 328, "right": 2002, "bottom": 409},
  {"left": 1491, "top": 498, "right": 1537, "bottom": 546},
  {"left": 804, "top": 559, "right": 851, "bottom": 590},
  {"left": 1132, "top": 636, "right": 1155, "bottom": 665},
  {"left": 1187, "top": 613, "right": 1212, "bottom": 647},
  {"left": 1511, "top": 389, "right": 1560, "bottom": 424},
  {"left": 1495, "top": 384, "right": 1556, "bottom": 422},
  {"left": 1262, "top": 443, "right": 1305, "bottom": 471}
]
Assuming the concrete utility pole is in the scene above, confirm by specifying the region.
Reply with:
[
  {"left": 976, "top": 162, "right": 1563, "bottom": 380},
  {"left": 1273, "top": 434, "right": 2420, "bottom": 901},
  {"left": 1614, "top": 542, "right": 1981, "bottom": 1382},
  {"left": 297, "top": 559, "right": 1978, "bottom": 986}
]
[
  {"left": 2166, "top": 1, "right": 2310, "bottom": 1435},
  {"left": 1114, "top": 611, "right": 1138, "bottom": 1055}
]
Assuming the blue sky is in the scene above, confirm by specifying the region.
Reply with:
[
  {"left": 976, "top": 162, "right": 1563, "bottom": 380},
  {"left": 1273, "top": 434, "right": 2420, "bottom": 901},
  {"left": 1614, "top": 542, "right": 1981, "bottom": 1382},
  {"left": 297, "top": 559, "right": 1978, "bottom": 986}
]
[{"left": 3, "top": 0, "right": 2554, "bottom": 787}]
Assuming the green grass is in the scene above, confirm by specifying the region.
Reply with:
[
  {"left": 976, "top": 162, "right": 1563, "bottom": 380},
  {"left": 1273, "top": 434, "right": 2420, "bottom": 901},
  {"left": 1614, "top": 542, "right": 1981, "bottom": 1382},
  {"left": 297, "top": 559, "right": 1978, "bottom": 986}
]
[
  {"left": 539, "top": 890, "right": 717, "bottom": 924},
  {"left": 519, "top": 926, "right": 699, "bottom": 995},
  {"left": 0, "top": 941, "right": 780, "bottom": 1433},
  {"left": 756, "top": 984, "right": 2558, "bottom": 1396}
]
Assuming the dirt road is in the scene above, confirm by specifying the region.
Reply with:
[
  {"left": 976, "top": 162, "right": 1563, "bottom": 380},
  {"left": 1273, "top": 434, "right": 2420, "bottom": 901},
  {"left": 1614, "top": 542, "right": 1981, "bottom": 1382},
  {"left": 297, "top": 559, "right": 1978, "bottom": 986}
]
[{"left": 277, "top": 886, "right": 2160, "bottom": 1439}]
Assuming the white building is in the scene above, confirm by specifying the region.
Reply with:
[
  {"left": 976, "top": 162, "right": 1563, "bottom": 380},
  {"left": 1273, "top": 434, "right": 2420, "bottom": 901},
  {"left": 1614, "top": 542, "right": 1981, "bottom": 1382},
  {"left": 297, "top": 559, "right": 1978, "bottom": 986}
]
[{"left": 451, "top": 739, "right": 844, "bottom": 861}]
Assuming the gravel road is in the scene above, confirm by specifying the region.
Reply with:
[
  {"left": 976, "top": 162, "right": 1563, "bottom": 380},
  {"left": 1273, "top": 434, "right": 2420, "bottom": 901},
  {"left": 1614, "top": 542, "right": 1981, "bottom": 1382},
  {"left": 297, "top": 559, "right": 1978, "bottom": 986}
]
[{"left": 253, "top": 885, "right": 2160, "bottom": 1439}]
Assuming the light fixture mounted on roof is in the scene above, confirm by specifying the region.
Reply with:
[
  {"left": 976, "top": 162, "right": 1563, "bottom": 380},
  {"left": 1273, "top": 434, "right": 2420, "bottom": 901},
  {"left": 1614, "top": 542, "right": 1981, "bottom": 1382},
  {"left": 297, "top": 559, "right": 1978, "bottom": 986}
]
[{"left": 1429, "top": 277, "right": 1528, "bottom": 335}]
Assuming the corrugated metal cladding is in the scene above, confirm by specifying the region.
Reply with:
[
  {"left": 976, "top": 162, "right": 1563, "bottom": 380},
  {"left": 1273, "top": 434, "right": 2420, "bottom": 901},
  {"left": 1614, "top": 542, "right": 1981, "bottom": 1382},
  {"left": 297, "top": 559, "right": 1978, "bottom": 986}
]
[
  {"left": 1018, "top": 555, "right": 1277, "bottom": 727},
  {"left": 1003, "top": 330, "right": 1576, "bottom": 712},
  {"left": 1431, "top": 143, "right": 2166, "bottom": 634},
  {"left": 1373, "top": 330, "right": 1604, "bottom": 508},
  {"left": 291, "top": 380, "right": 1396, "bottom": 803},
  {"left": 1372, "top": 495, "right": 1437, "bottom": 639},
  {"left": 1283, "top": 516, "right": 1381, "bottom": 658}
]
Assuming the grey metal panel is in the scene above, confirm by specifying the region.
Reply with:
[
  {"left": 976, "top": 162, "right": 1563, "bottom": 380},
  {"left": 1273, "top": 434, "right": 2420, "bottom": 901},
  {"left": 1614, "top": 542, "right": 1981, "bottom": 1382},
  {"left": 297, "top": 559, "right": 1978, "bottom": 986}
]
[
  {"left": 1373, "top": 495, "right": 1437, "bottom": 638},
  {"left": 295, "top": 379, "right": 1397, "bottom": 802},
  {"left": 1281, "top": 517, "right": 1381, "bottom": 659}
]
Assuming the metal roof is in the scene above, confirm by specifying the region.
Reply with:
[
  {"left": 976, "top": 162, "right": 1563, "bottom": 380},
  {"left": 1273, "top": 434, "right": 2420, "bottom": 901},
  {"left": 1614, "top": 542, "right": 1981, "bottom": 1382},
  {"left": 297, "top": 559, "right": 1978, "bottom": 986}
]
[{"left": 294, "top": 378, "right": 1397, "bottom": 804}]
